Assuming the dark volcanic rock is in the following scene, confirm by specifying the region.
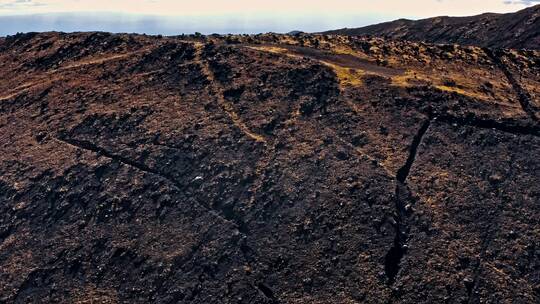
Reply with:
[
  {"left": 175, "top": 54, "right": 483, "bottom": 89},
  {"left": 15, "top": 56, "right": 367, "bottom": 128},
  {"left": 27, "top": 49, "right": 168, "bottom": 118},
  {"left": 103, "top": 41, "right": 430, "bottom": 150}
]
[
  {"left": 0, "top": 32, "right": 538, "bottom": 303},
  {"left": 395, "top": 122, "right": 540, "bottom": 303},
  {"left": 323, "top": 4, "right": 540, "bottom": 50}
]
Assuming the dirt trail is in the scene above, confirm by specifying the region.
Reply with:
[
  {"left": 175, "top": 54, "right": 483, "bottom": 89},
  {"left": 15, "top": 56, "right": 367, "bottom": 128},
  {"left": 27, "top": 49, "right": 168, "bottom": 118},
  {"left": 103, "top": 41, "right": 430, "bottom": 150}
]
[
  {"left": 198, "top": 44, "right": 267, "bottom": 143},
  {"left": 55, "top": 52, "right": 138, "bottom": 72},
  {"left": 247, "top": 44, "right": 403, "bottom": 78}
]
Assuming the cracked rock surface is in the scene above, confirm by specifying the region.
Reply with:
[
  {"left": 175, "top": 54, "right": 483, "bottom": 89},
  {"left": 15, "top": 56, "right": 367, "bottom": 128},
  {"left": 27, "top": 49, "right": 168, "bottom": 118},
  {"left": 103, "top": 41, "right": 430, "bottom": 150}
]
[{"left": 0, "top": 32, "right": 539, "bottom": 303}]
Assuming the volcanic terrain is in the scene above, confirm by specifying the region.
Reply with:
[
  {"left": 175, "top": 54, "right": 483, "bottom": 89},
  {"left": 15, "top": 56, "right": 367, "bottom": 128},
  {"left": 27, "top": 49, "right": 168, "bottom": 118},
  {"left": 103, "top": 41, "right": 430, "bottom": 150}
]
[
  {"left": 0, "top": 31, "right": 539, "bottom": 303},
  {"left": 324, "top": 4, "right": 540, "bottom": 50}
]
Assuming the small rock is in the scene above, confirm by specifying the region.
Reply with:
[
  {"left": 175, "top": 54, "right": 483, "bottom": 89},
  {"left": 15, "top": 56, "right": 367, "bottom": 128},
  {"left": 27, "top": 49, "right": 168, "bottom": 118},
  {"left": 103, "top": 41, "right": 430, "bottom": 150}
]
[
  {"left": 488, "top": 173, "right": 503, "bottom": 184},
  {"left": 35, "top": 132, "right": 46, "bottom": 143},
  {"left": 463, "top": 277, "right": 474, "bottom": 291},
  {"left": 336, "top": 149, "right": 349, "bottom": 160}
]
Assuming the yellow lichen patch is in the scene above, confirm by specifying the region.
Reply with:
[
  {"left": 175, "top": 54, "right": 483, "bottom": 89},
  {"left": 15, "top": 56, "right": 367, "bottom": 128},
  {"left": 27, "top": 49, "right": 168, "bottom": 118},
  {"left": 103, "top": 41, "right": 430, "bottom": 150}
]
[
  {"left": 435, "top": 85, "right": 475, "bottom": 96},
  {"left": 434, "top": 79, "right": 490, "bottom": 100},
  {"left": 249, "top": 46, "right": 364, "bottom": 88},
  {"left": 321, "top": 62, "right": 364, "bottom": 87},
  {"left": 331, "top": 45, "right": 371, "bottom": 61},
  {"left": 247, "top": 46, "right": 305, "bottom": 62},
  {"left": 276, "top": 36, "right": 300, "bottom": 46},
  {"left": 391, "top": 70, "right": 427, "bottom": 87},
  {"left": 391, "top": 69, "right": 490, "bottom": 100},
  {"left": 247, "top": 45, "right": 288, "bottom": 54}
]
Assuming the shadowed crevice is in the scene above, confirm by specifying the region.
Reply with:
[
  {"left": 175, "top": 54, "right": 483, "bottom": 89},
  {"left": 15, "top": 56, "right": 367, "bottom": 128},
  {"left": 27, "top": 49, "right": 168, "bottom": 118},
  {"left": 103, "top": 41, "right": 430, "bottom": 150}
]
[
  {"left": 385, "top": 119, "right": 431, "bottom": 285},
  {"left": 55, "top": 136, "right": 249, "bottom": 234},
  {"left": 396, "top": 119, "right": 432, "bottom": 183},
  {"left": 484, "top": 48, "right": 539, "bottom": 122}
]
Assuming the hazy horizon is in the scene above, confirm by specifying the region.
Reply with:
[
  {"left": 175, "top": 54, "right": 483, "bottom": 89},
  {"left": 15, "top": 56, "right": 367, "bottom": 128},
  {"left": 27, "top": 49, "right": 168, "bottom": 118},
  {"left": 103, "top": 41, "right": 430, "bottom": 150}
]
[
  {"left": 0, "top": 0, "right": 538, "bottom": 36},
  {"left": 0, "top": 12, "right": 405, "bottom": 36}
]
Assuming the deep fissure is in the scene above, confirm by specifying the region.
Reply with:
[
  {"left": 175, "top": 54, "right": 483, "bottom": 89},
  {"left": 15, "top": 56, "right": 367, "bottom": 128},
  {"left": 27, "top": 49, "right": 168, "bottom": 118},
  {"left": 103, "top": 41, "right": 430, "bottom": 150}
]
[
  {"left": 396, "top": 120, "right": 432, "bottom": 183},
  {"left": 484, "top": 48, "right": 539, "bottom": 122},
  {"left": 256, "top": 282, "right": 278, "bottom": 303},
  {"left": 55, "top": 136, "right": 249, "bottom": 234},
  {"left": 383, "top": 109, "right": 535, "bottom": 289},
  {"left": 385, "top": 119, "right": 431, "bottom": 285},
  {"left": 434, "top": 114, "right": 540, "bottom": 137}
]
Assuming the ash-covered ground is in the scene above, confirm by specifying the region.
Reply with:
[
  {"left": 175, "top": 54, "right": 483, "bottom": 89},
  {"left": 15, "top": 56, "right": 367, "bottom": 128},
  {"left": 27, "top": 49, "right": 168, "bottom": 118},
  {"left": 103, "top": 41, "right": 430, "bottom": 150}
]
[{"left": 0, "top": 32, "right": 539, "bottom": 303}]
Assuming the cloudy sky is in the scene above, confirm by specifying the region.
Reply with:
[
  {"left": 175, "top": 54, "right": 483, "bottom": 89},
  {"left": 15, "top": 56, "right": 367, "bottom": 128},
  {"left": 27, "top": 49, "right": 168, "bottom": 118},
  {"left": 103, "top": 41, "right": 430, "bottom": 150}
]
[{"left": 0, "top": 0, "right": 538, "bottom": 35}]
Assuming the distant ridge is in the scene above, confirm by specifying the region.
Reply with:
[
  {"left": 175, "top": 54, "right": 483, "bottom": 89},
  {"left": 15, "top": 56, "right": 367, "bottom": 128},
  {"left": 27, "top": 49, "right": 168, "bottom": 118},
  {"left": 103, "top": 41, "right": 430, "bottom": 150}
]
[{"left": 322, "top": 4, "right": 540, "bottom": 50}]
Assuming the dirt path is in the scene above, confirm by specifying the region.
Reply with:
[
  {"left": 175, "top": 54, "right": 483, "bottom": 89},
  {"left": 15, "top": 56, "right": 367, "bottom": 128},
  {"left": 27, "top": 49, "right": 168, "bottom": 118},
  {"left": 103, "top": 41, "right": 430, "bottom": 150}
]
[{"left": 246, "top": 44, "right": 403, "bottom": 78}]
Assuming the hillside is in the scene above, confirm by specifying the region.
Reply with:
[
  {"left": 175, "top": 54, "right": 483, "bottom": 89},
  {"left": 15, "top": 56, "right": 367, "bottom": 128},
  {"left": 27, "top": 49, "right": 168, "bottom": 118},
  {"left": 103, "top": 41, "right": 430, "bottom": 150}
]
[
  {"left": 323, "top": 4, "right": 540, "bottom": 50},
  {"left": 0, "top": 32, "right": 539, "bottom": 303}
]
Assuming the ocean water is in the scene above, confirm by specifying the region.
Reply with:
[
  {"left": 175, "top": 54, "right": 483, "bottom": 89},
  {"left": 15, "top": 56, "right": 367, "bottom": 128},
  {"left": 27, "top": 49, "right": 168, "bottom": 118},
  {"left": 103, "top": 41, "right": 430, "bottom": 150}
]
[{"left": 0, "top": 12, "right": 402, "bottom": 36}]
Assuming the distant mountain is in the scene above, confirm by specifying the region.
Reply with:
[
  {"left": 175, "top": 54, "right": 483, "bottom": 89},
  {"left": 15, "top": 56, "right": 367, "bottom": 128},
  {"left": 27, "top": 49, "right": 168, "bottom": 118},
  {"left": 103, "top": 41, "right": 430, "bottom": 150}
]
[
  {"left": 287, "top": 30, "right": 304, "bottom": 35},
  {"left": 323, "top": 4, "right": 540, "bottom": 50}
]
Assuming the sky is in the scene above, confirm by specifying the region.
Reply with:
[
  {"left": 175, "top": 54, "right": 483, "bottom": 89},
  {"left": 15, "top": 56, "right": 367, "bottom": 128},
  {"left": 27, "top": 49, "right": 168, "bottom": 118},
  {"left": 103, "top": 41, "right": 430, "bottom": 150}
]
[{"left": 0, "top": 0, "right": 538, "bottom": 35}]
